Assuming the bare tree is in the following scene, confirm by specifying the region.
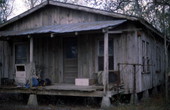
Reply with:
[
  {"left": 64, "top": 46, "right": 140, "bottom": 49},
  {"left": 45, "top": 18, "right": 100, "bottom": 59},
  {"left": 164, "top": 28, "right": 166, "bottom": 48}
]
[
  {"left": 24, "top": 0, "right": 46, "bottom": 9},
  {"left": 0, "top": 0, "right": 14, "bottom": 23}
]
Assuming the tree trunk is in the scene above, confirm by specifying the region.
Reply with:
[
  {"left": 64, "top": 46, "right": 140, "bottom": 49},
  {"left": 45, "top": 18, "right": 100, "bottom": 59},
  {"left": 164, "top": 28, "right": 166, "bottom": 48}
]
[{"left": 134, "top": 0, "right": 141, "bottom": 17}]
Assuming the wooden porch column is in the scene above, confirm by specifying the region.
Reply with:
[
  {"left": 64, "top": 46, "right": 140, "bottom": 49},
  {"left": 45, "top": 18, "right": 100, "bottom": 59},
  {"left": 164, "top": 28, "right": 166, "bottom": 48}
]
[
  {"left": 30, "top": 37, "right": 33, "bottom": 63},
  {"left": 103, "top": 30, "right": 109, "bottom": 93},
  {"left": 101, "top": 29, "right": 111, "bottom": 108},
  {"left": 29, "top": 36, "right": 34, "bottom": 88}
]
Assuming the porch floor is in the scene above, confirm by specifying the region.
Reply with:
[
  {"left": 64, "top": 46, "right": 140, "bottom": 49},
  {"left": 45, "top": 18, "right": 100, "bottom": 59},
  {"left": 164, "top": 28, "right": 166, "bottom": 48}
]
[
  {"left": 0, "top": 83, "right": 123, "bottom": 97},
  {"left": 44, "top": 83, "right": 103, "bottom": 91},
  {"left": 0, "top": 83, "right": 104, "bottom": 97}
]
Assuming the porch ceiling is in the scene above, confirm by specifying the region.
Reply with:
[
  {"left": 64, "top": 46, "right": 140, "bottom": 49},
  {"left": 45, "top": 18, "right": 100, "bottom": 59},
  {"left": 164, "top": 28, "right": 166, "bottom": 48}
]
[{"left": 0, "top": 20, "right": 126, "bottom": 37}]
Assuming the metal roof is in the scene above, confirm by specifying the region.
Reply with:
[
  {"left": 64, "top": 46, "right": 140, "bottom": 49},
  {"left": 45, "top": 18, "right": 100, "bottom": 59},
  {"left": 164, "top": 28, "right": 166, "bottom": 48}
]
[{"left": 0, "top": 20, "right": 126, "bottom": 37}]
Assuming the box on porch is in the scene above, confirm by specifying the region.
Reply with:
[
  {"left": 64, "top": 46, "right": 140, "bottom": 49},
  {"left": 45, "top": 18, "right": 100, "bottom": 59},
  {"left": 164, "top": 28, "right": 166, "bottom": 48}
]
[{"left": 75, "top": 78, "right": 95, "bottom": 86}]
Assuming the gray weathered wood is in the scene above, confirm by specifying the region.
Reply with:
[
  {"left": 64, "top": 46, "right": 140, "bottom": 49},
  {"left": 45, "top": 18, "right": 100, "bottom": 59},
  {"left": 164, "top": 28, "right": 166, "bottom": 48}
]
[
  {"left": 103, "top": 30, "right": 109, "bottom": 93},
  {"left": 30, "top": 37, "right": 33, "bottom": 63}
]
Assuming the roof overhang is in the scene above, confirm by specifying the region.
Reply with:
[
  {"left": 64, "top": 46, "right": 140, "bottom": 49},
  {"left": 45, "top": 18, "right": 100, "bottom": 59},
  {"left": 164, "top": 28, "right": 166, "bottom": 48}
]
[{"left": 0, "top": 20, "right": 126, "bottom": 37}]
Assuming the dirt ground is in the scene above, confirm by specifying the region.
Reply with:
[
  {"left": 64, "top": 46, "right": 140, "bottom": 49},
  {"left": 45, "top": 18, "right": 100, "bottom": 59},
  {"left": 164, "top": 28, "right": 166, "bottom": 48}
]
[{"left": 0, "top": 91, "right": 170, "bottom": 110}]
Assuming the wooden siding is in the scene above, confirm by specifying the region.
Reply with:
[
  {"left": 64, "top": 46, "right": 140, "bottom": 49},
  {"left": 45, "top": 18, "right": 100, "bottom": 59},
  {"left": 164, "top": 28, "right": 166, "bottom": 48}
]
[
  {"left": 1, "top": 6, "right": 113, "bottom": 31},
  {"left": 34, "top": 37, "right": 62, "bottom": 83},
  {"left": 78, "top": 35, "right": 95, "bottom": 78},
  {"left": 0, "top": 41, "right": 14, "bottom": 80},
  {"left": 32, "top": 35, "right": 97, "bottom": 83},
  {"left": 113, "top": 31, "right": 138, "bottom": 93},
  {"left": 140, "top": 32, "right": 165, "bottom": 91},
  {"left": 112, "top": 26, "right": 165, "bottom": 93},
  {"left": 0, "top": 41, "right": 2, "bottom": 84}
]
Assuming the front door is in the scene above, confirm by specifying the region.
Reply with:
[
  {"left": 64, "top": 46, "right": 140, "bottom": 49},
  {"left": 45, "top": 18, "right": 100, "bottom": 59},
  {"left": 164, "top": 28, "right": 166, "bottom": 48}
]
[{"left": 63, "top": 37, "right": 78, "bottom": 83}]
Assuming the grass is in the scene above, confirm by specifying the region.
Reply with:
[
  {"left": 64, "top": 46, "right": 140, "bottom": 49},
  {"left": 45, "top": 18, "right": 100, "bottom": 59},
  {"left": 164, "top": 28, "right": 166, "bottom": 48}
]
[
  {"left": 0, "top": 92, "right": 170, "bottom": 110},
  {"left": 109, "top": 93, "right": 170, "bottom": 110}
]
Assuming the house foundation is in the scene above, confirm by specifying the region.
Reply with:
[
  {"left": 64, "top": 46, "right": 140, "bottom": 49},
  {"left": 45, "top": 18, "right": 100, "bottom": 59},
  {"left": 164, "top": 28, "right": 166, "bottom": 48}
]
[
  {"left": 152, "top": 87, "right": 158, "bottom": 95},
  {"left": 130, "top": 93, "right": 138, "bottom": 104},
  {"left": 101, "top": 95, "right": 111, "bottom": 108},
  {"left": 141, "top": 90, "right": 149, "bottom": 100},
  {"left": 27, "top": 94, "right": 38, "bottom": 106}
]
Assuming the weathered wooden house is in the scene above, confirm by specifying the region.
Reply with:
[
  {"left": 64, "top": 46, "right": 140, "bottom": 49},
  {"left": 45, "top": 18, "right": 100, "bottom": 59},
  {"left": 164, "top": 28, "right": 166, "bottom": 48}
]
[{"left": 0, "top": 0, "right": 165, "bottom": 107}]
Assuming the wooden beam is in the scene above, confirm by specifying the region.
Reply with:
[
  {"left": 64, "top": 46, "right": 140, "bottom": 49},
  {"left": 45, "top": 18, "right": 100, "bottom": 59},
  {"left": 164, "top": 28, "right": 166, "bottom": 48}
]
[
  {"left": 108, "top": 28, "right": 142, "bottom": 34},
  {"left": 103, "top": 30, "right": 109, "bottom": 93},
  {"left": 108, "top": 31, "right": 122, "bottom": 34},
  {"left": 30, "top": 37, "right": 33, "bottom": 63}
]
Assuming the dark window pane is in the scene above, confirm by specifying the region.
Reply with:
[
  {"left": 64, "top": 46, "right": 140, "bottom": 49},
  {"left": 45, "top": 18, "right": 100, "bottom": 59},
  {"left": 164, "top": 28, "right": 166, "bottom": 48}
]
[
  {"left": 109, "top": 56, "right": 113, "bottom": 70},
  {"left": 65, "top": 38, "right": 77, "bottom": 58},
  {"left": 98, "top": 56, "right": 103, "bottom": 71},
  {"left": 98, "top": 39, "right": 114, "bottom": 71},
  {"left": 15, "top": 45, "right": 27, "bottom": 58},
  {"left": 99, "top": 41, "right": 104, "bottom": 56},
  {"left": 98, "top": 56, "right": 114, "bottom": 71},
  {"left": 15, "top": 44, "right": 27, "bottom": 64},
  {"left": 16, "top": 65, "right": 25, "bottom": 71},
  {"left": 99, "top": 40, "right": 113, "bottom": 56},
  {"left": 109, "top": 41, "right": 113, "bottom": 56}
]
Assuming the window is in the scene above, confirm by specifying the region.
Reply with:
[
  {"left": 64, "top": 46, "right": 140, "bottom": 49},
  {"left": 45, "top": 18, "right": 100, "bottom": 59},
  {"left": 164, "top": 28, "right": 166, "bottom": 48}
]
[
  {"left": 65, "top": 39, "right": 77, "bottom": 58},
  {"left": 15, "top": 44, "right": 28, "bottom": 64},
  {"left": 98, "top": 39, "right": 114, "bottom": 71}
]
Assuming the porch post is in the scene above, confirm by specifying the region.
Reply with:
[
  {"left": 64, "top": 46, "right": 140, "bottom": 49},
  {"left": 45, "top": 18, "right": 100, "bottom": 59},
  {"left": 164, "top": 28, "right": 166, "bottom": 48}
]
[
  {"left": 30, "top": 37, "right": 33, "bottom": 63},
  {"left": 101, "top": 29, "right": 111, "bottom": 108},
  {"left": 29, "top": 36, "right": 34, "bottom": 88},
  {"left": 103, "top": 30, "right": 109, "bottom": 93}
]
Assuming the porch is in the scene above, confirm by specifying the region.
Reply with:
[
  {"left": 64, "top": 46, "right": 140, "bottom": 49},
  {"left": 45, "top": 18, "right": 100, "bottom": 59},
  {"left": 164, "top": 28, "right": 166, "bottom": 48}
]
[{"left": 0, "top": 20, "right": 126, "bottom": 107}]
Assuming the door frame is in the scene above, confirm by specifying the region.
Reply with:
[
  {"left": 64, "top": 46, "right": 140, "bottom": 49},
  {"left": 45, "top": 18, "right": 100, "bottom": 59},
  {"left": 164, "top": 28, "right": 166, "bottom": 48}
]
[{"left": 63, "top": 37, "right": 78, "bottom": 83}]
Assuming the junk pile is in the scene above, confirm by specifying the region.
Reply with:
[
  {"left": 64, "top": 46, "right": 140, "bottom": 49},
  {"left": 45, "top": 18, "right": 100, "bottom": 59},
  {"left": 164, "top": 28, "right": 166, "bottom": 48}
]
[
  {"left": 25, "top": 77, "right": 51, "bottom": 88},
  {"left": 14, "top": 64, "right": 51, "bottom": 88}
]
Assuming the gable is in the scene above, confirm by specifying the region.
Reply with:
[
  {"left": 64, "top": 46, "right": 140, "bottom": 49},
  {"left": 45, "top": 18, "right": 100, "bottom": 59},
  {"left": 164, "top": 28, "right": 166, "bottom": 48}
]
[
  {"left": 1, "top": 1, "right": 134, "bottom": 31},
  {"left": 1, "top": 5, "right": 116, "bottom": 31}
]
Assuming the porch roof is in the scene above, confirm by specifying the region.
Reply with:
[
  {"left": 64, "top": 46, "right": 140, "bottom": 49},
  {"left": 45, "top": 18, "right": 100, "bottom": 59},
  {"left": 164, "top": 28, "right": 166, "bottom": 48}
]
[{"left": 0, "top": 20, "right": 126, "bottom": 37}]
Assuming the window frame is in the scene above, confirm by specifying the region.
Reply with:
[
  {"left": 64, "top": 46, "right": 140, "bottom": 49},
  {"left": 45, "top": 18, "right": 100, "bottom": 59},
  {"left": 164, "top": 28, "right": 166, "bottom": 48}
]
[
  {"left": 156, "top": 45, "right": 161, "bottom": 73},
  {"left": 97, "top": 38, "right": 114, "bottom": 71},
  {"left": 142, "top": 40, "right": 150, "bottom": 74},
  {"left": 14, "top": 42, "right": 29, "bottom": 64}
]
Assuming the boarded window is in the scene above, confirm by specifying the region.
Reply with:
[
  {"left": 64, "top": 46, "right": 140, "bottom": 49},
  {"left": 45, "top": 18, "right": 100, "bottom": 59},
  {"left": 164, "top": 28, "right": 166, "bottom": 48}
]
[
  {"left": 156, "top": 46, "right": 161, "bottom": 72},
  {"left": 98, "top": 40, "right": 114, "bottom": 71},
  {"left": 15, "top": 44, "right": 27, "bottom": 64},
  {"left": 142, "top": 40, "right": 145, "bottom": 72},
  {"left": 146, "top": 42, "right": 150, "bottom": 72},
  {"left": 142, "top": 40, "right": 150, "bottom": 73}
]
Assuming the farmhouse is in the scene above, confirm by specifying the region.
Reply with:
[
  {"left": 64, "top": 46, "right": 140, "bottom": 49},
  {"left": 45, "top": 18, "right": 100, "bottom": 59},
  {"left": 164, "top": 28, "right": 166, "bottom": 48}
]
[{"left": 0, "top": 0, "right": 165, "bottom": 107}]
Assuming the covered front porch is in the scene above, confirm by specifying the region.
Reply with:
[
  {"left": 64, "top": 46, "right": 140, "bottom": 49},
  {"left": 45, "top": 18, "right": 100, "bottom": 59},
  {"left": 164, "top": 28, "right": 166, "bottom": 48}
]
[{"left": 0, "top": 20, "right": 126, "bottom": 107}]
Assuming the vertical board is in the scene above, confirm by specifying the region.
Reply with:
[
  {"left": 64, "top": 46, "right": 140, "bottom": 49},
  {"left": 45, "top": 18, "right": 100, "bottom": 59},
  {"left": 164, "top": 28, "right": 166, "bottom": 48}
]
[{"left": 2, "top": 6, "right": 113, "bottom": 31}]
